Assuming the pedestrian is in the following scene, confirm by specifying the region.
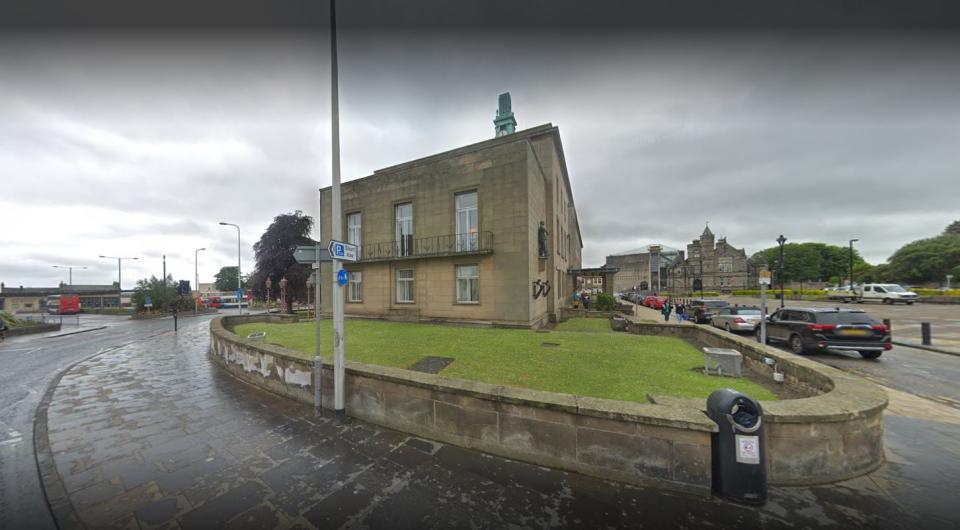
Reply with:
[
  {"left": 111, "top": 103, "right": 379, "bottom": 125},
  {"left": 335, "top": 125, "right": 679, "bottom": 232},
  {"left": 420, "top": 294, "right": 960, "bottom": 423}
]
[
  {"left": 661, "top": 299, "right": 672, "bottom": 322},
  {"left": 675, "top": 301, "right": 685, "bottom": 323},
  {"left": 582, "top": 293, "right": 591, "bottom": 311},
  {"left": 572, "top": 291, "right": 581, "bottom": 309}
]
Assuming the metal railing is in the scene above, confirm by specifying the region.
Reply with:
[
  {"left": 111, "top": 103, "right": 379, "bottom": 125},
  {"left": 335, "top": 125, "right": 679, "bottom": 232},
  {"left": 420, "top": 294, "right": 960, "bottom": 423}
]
[{"left": 358, "top": 231, "right": 494, "bottom": 261}]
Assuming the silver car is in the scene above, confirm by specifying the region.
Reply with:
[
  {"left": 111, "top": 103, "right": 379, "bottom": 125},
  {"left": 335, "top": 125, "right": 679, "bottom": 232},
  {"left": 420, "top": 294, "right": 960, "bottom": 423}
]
[{"left": 711, "top": 306, "right": 764, "bottom": 333}]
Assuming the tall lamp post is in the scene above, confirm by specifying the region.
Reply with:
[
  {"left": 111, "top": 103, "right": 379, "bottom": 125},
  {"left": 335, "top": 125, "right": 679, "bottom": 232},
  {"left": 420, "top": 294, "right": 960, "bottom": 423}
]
[
  {"left": 52, "top": 265, "right": 87, "bottom": 289},
  {"left": 698, "top": 255, "right": 704, "bottom": 299},
  {"left": 848, "top": 239, "right": 859, "bottom": 292},
  {"left": 194, "top": 247, "right": 206, "bottom": 312},
  {"left": 776, "top": 235, "right": 787, "bottom": 308},
  {"left": 99, "top": 255, "right": 138, "bottom": 309},
  {"left": 218, "top": 222, "right": 242, "bottom": 314},
  {"left": 265, "top": 277, "right": 273, "bottom": 311}
]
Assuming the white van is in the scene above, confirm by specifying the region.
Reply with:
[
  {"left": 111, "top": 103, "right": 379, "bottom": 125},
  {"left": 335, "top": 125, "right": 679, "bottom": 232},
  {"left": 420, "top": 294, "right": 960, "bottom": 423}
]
[{"left": 828, "top": 283, "right": 918, "bottom": 305}]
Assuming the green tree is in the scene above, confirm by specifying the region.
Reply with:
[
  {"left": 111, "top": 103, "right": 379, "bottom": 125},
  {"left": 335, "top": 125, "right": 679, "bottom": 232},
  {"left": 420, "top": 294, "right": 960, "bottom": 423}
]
[
  {"left": 883, "top": 233, "right": 960, "bottom": 284},
  {"left": 249, "top": 210, "right": 316, "bottom": 312},
  {"left": 944, "top": 220, "right": 960, "bottom": 236},
  {"left": 214, "top": 266, "right": 249, "bottom": 292},
  {"left": 752, "top": 242, "right": 869, "bottom": 285},
  {"left": 131, "top": 275, "right": 193, "bottom": 313}
]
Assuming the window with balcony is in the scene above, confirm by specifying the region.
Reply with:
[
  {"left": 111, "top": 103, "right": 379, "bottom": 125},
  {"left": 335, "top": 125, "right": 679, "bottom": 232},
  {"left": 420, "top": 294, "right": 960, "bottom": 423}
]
[
  {"left": 396, "top": 269, "right": 414, "bottom": 303},
  {"left": 456, "top": 265, "right": 479, "bottom": 303},
  {"left": 348, "top": 271, "right": 362, "bottom": 302},
  {"left": 455, "top": 191, "right": 478, "bottom": 252},
  {"left": 347, "top": 212, "right": 362, "bottom": 247},
  {"left": 396, "top": 203, "right": 413, "bottom": 256}
]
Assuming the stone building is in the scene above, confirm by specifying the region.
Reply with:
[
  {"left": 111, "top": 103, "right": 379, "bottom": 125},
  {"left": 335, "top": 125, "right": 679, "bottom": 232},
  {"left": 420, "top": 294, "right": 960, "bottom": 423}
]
[
  {"left": 665, "top": 225, "right": 759, "bottom": 293},
  {"left": 604, "top": 244, "right": 681, "bottom": 293},
  {"left": 317, "top": 100, "right": 582, "bottom": 328}
]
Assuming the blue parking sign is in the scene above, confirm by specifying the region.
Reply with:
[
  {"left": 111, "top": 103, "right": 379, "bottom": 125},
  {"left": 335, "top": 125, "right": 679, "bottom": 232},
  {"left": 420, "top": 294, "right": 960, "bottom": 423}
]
[{"left": 337, "top": 269, "right": 349, "bottom": 286}]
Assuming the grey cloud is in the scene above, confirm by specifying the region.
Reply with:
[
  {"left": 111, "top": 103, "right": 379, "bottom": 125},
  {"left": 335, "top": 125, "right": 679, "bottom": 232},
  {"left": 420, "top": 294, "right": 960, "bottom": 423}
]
[{"left": 1, "top": 31, "right": 958, "bottom": 286}]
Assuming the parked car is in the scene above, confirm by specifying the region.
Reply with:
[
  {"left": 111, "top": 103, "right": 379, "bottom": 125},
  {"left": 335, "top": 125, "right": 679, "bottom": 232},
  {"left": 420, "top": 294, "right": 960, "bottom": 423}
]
[
  {"left": 688, "top": 299, "right": 730, "bottom": 323},
  {"left": 756, "top": 307, "right": 891, "bottom": 358},
  {"left": 710, "top": 306, "right": 763, "bottom": 333},
  {"left": 643, "top": 295, "right": 666, "bottom": 309},
  {"left": 826, "top": 283, "right": 918, "bottom": 304}
]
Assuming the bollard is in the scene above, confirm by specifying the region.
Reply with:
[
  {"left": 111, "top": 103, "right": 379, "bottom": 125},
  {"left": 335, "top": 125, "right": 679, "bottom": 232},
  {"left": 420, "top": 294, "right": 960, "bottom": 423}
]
[
  {"left": 883, "top": 318, "right": 892, "bottom": 337},
  {"left": 921, "top": 322, "right": 931, "bottom": 345}
]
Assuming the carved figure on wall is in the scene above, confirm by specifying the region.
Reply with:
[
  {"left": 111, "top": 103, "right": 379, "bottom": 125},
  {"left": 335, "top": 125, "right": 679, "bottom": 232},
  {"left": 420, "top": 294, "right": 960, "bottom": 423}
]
[{"left": 538, "top": 221, "right": 549, "bottom": 258}]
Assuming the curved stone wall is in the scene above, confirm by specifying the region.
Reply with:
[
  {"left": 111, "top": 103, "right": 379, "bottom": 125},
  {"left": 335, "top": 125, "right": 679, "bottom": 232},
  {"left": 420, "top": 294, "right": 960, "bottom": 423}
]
[
  {"left": 208, "top": 314, "right": 887, "bottom": 491},
  {"left": 210, "top": 315, "right": 716, "bottom": 495},
  {"left": 629, "top": 321, "right": 888, "bottom": 485}
]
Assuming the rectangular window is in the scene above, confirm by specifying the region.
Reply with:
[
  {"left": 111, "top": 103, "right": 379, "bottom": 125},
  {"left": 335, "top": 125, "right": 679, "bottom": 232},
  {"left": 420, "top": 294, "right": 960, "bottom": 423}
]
[
  {"left": 397, "top": 269, "right": 414, "bottom": 303},
  {"left": 456, "top": 265, "right": 479, "bottom": 303},
  {"left": 348, "top": 271, "right": 363, "bottom": 302},
  {"left": 718, "top": 257, "right": 734, "bottom": 273},
  {"left": 455, "top": 191, "right": 478, "bottom": 251},
  {"left": 396, "top": 203, "right": 413, "bottom": 256},
  {"left": 347, "top": 212, "right": 362, "bottom": 247}
]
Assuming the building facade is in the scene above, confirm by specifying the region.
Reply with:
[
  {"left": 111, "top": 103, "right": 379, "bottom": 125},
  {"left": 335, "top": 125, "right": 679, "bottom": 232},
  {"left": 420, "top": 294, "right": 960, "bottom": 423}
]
[
  {"left": 604, "top": 244, "right": 681, "bottom": 293},
  {"left": 665, "top": 225, "right": 759, "bottom": 293},
  {"left": 317, "top": 122, "right": 582, "bottom": 328},
  {"left": 0, "top": 283, "right": 128, "bottom": 313}
]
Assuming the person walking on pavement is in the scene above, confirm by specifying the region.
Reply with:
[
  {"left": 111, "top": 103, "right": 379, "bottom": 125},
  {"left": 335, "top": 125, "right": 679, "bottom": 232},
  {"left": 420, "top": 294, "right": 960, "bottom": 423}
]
[
  {"left": 661, "top": 299, "right": 673, "bottom": 322},
  {"left": 675, "top": 301, "right": 685, "bottom": 323},
  {"left": 582, "top": 292, "right": 591, "bottom": 311}
]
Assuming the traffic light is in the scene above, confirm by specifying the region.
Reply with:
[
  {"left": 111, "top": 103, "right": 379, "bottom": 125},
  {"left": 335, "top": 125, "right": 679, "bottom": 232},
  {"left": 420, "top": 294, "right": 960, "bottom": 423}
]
[{"left": 176, "top": 280, "right": 191, "bottom": 296}]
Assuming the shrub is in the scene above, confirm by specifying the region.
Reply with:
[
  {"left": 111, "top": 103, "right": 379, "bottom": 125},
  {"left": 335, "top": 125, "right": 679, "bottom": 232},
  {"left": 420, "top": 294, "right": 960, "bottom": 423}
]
[
  {"left": 913, "top": 288, "right": 960, "bottom": 296},
  {"left": 595, "top": 293, "right": 617, "bottom": 311}
]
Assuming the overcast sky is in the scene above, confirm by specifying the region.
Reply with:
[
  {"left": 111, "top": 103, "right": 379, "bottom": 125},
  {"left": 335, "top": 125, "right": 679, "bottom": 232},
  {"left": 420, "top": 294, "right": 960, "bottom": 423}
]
[{"left": 2, "top": 2, "right": 959, "bottom": 288}]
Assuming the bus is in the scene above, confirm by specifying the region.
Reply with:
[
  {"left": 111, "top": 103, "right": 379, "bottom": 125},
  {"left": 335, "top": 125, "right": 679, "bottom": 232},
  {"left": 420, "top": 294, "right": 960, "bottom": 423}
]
[
  {"left": 46, "top": 294, "right": 81, "bottom": 315},
  {"left": 201, "top": 292, "right": 248, "bottom": 309}
]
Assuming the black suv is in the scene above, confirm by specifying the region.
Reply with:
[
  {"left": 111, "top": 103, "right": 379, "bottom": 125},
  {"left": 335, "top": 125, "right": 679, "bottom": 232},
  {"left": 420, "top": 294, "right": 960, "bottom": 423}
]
[
  {"left": 756, "top": 307, "right": 891, "bottom": 358},
  {"left": 689, "top": 299, "right": 730, "bottom": 324}
]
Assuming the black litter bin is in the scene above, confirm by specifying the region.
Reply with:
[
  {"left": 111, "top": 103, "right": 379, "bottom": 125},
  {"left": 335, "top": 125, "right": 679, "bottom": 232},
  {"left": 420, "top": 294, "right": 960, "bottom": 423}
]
[{"left": 706, "top": 389, "right": 767, "bottom": 504}]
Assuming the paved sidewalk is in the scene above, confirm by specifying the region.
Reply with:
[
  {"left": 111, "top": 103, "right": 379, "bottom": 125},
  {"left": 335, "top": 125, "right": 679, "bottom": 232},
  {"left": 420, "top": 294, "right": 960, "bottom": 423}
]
[{"left": 35, "top": 319, "right": 927, "bottom": 529}]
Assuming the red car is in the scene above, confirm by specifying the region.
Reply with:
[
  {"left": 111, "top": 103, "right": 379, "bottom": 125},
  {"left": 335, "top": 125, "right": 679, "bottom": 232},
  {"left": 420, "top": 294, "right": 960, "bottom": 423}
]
[{"left": 643, "top": 296, "right": 667, "bottom": 310}]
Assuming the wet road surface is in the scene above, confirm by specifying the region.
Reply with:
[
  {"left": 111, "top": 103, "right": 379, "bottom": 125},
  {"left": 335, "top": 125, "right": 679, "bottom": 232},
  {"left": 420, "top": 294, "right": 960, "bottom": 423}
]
[
  {"left": 0, "top": 313, "right": 196, "bottom": 529},
  {"left": 17, "top": 316, "right": 952, "bottom": 529}
]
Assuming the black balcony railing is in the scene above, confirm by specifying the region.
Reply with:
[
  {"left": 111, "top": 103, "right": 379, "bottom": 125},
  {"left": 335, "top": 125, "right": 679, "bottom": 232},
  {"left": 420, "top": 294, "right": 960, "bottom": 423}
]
[{"left": 358, "top": 231, "right": 493, "bottom": 262}]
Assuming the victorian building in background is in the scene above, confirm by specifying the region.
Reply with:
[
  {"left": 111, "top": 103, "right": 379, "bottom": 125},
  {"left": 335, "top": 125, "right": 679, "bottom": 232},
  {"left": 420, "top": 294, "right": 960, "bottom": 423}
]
[
  {"left": 317, "top": 94, "right": 583, "bottom": 328},
  {"left": 665, "top": 225, "right": 760, "bottom": 293}
]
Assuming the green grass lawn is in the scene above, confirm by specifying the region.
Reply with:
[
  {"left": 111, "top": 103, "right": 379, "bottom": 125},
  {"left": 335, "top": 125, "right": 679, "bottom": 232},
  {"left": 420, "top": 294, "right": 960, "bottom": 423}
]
[{"left": 232, "top": 319, "right": 775, "bottom": 402}]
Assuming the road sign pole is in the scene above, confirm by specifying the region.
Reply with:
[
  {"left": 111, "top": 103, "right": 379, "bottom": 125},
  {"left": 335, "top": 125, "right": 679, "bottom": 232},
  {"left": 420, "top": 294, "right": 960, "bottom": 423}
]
[
  {"left": 330, "top": 0, "right": 346, "bottom": 425},
  {"left": 759, "top": 270, "right": 770, "bottom": 345},
  {"left": 314, "top": 195, "right": 323, "bottom": 417}
]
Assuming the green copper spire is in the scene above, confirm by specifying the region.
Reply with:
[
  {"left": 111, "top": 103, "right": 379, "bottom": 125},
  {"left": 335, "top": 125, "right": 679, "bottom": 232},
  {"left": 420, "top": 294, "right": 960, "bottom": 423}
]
[{"left": 494, "top": 92, "right": 517, "bottom": 137}]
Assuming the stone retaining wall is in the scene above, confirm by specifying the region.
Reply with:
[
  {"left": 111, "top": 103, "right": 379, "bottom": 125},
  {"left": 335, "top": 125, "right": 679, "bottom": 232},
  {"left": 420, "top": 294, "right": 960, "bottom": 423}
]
[
  {"left": 628, "top": 321, "right": 888, "bottom": 485},
  {"left": 210, "top": 315, "right": 716, "bottom": 495},
  {"left": 4, "top": 322, "right": 60, "bottom": 337}
]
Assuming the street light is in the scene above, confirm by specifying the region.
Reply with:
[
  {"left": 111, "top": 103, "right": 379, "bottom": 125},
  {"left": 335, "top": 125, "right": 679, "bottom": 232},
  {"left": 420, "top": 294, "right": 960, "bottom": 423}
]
[
  {"left": 849, "top": 239, "right": 859, "bottom": 293},
  {"left": 52, "top": 265, "right": 87, "bottom": 289},
  {"left": 219, "top": 222, "right": 242, "bottom": 314},
  {"left": 98, "top": 255, "right": 138, "bottom": 309},
  {"left": 776, "top": 235, "right": 787, "bottom": 308},
  {"left": 195, "top": 247, "right": 206, "bottom": 312}
]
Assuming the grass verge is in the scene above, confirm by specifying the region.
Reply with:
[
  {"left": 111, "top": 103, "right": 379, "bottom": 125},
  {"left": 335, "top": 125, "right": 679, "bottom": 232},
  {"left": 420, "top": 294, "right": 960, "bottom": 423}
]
[{"left": 232, "top": 318, "right": 775, "bottom": 402}]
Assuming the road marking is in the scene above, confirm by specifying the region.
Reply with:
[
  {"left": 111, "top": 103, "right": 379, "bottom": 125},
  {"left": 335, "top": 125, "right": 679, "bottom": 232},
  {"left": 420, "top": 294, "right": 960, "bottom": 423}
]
[{"left": 0, "top": 429, "right": 23, "bottom": 448}]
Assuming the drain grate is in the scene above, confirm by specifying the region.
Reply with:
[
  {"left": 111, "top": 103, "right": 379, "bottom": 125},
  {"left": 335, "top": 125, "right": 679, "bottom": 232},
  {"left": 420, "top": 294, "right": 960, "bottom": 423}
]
[{"left": 409, "top": 356, "right": 455, "bottom": 374}]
